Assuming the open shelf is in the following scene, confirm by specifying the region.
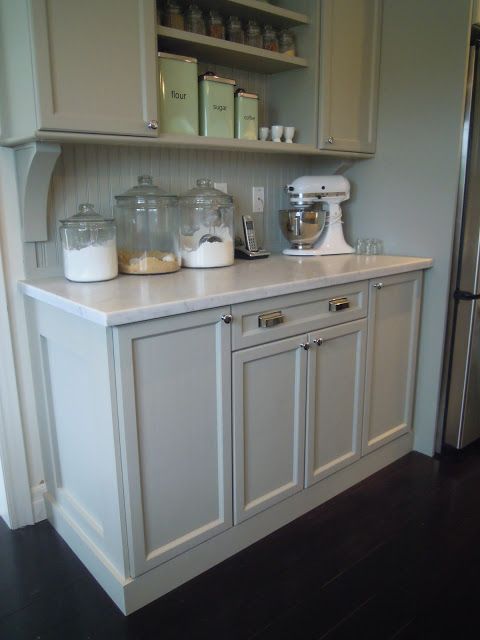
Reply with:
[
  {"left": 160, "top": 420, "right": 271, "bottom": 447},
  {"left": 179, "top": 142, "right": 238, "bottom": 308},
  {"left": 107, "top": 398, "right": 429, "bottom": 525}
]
[
  {"left": 6, "top": 130, "right": 372, "bottom": 159},
  {"left": 194, "top": 0, "right": 309, "bottom": 30},
  {"left": 157, "top": 26, "right": 307, "bottom": 74}
]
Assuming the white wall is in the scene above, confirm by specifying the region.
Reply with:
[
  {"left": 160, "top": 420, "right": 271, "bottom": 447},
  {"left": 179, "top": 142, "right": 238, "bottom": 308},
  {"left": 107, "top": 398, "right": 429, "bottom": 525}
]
[{"left": 340, "top": 0, "right": 472, "bottom": 455}]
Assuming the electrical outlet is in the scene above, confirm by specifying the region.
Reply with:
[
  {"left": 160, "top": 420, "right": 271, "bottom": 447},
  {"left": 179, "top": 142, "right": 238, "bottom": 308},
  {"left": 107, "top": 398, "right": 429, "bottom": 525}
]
[
  {"left": 252, "top": 187, "right": 264, "bottom": 213},
  {"left": 214, "top": 182, "right": 228, "bottom": 193}
]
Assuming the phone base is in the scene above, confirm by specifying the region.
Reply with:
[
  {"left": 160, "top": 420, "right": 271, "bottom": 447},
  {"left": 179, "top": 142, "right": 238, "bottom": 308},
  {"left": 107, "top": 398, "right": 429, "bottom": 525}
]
[{"left": 235, "top": 247, "right": 270, "bottom": 260}]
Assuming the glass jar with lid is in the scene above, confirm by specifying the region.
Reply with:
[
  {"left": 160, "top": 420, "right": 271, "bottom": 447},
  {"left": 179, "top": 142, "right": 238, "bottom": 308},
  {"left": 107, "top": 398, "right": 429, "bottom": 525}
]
[
  {"left": 163, "top": 0, "right": 185, "bottom": 30},
  {"left": 179, "top": 178, "right": 234, "bottom": 268},
  {"left": 59, "top": 203, "right": 118, "bottom": 282},
  {"left": 207, "top": 10, "right": 225, "bottom": 39},
  {"left": 279, "top": 29, "right": 296, "bottom": 56},
  {"left": 262, "top": 24, "right": 279, "bottom": 52},
  {"left": 245, "top": 20, "right": 262, "bottom": 48},
  {"left": 185, "top": 3, "right": 206, "bottom": 35},
  {"left": 227, "top": 16, "right": 244, "bottom": 44},
  {"left": 114, "top": 175, "right": 180, "bottom": 275}
]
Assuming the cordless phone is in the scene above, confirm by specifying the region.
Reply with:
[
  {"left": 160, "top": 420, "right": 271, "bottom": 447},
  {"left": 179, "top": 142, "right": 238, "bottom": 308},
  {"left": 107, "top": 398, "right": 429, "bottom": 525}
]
[
  {"left": 235, "top": 215, "right": 270, "bottom": 259},
  {"left": 243, "top": 215, "right": 258, "bottom": 252}
]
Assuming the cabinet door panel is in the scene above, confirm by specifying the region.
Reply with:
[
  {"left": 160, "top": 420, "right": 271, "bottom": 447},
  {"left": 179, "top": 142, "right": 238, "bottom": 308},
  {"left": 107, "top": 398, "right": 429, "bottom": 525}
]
[
  {"left": 363, "top": 272, "right": 423, "bottom": 454},
  {"left": 305, "top": 320, "right": 367, "bottom": 486},
  {"left": 114, "top": 308, "right": 232, "bottom": 577},
  {"left": 318, "top": 0, "right": 382, "bottom": 153},
  {"left": 233, "top": 336, "right": 307, "bottom": 523},
  {"left": 30, "top": 0, "right": 157, "bottom": 136}
]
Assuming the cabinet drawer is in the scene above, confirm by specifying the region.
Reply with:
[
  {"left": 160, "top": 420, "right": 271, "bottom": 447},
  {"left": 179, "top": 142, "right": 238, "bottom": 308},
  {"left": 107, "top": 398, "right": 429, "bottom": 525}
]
[{"left": 232, "top": 282, "right": 368, "bottom": 350}]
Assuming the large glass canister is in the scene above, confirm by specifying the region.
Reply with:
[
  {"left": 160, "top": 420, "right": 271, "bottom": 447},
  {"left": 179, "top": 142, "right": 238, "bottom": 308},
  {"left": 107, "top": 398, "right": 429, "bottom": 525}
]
[
  {"left": 114, "top": 175, "right": 180, "bottom": 275},
  {"left": 179, "top": 178, "right": 234, "bottom": 268},
  {"left": 59, "top": 204, "right": 118, "bottom": 282}
]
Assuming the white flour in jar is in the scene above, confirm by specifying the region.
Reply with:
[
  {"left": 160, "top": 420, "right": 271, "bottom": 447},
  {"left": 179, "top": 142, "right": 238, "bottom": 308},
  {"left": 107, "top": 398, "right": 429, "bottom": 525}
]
[
  {"left": 63, "top": 239, "right": 118, "bottom": 282},
  {"left": 181, "top": 227, "right": 234, "bottom": 268}
]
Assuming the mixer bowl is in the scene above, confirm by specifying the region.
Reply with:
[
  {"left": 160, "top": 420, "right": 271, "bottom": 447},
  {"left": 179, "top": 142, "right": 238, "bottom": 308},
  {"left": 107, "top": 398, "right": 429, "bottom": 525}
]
[{"left": 279, "top": 205, "right": 326, "bottom": 249}]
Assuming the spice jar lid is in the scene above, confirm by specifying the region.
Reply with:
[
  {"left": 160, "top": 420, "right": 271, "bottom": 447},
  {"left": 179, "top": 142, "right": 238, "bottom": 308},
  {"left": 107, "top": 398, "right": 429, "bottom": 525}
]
[
  {"left": 60, "top": 203, "right": 114, "bottom": 228},
  {"left": 114, "top": 175, "right": 177, "bottom": 206},
  {"left": 179, "top": 178, "right": 233, "bottom": 205},
  {"left": 198, "top": 71, "right": 236, "bottom": 86},
  {"left": 235, "top": 88, "right": 258, "bottom": 100}
]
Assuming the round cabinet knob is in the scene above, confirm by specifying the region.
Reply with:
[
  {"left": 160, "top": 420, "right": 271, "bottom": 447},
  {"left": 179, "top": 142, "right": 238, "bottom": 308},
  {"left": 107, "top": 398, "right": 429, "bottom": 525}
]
[
  {"left": 146, "top": 119, "right": 158, "bottom": 130},
  {"left": 300, "top": 342, "right": 310, "bottom": 351},
  {"left": 373, "top": 282, "right": 383, "bottom": 290},
  {"left": 221, "top": 314, "right": 233, "bottom": 324},
  {"left": 313, "top": 337, "right": 323, "bottom": 346},
  {"left": 327, "top": 136, "right": 334, "bottom": 144}
]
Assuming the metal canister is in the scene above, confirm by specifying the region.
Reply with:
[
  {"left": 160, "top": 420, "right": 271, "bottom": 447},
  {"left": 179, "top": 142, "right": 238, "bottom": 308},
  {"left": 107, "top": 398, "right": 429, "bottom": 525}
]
[
  {"left": 234, "top": 89, "right": 259, "bottom": 140},
  {"left": 158, "top": 52, "right": 199, "bottom": 135},
  {"left": 198, "top": 71, "right": 235, "bottom": 138}
]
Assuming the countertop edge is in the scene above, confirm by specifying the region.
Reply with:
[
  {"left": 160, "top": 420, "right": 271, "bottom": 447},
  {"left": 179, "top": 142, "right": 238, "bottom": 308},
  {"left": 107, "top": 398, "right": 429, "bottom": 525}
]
[{"left": 19, "top": 257, "right": 433, "bottom": 327}]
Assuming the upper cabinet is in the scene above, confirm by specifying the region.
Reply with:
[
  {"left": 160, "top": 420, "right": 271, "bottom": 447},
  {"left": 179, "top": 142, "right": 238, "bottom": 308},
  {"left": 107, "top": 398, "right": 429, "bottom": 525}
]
[
  {"left": 318, "top": 0, "right": 382, "bottom": 153},
  {"left": 29, "top": 0, "right": 158, "bottom": 137},
  {"left": 0, "top": 0, "right": 382, "bottom": 156}
]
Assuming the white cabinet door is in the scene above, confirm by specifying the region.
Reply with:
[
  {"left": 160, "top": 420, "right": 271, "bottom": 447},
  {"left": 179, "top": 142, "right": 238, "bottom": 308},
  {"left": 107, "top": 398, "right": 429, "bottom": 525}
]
[
  {"left": 363, "top": 271, "right": 423, "bottom": 454},
  {"left": 233, "top": 335, "right": 308, "bottom": 523},
  {"left": 114, "top": 308, "right": 232, "bottom": 577},
  {"left": 29, "top": 0, "right": 158, "bottom": 136},
  {"left": 318, "top": 0, "right": 382, "bottom": 153},
  {"left": 305, "top": 319, "right": 367, "bottom": 486}
]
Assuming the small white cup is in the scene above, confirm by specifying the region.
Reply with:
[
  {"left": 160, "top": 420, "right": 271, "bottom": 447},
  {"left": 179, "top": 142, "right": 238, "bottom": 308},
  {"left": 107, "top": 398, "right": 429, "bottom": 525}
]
[
  {"left": 284, "top": 126, "right": 295, "bottom": 143},
  {"left": 271, "top": 125, "right": 284, "bottom": 142},
  {"left": 259, "top": 126, "right": 270, "bottom": 141}
]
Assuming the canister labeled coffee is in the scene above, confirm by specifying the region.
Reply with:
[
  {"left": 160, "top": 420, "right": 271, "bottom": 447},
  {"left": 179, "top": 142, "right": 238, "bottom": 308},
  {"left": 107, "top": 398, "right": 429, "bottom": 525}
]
[{"left": 234, "top": 89, "right": 259, "bottom": 140}]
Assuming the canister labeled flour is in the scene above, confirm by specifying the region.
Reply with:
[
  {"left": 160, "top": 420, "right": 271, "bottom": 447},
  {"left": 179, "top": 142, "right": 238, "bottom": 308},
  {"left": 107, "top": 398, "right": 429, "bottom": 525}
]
[
  {"left": 158, "top": 52, "right": 199, "bottom": 135},
  {"left": 198, "top": 71, "right": 235, "bottom": 138},
  {"left": 234, "top": 89, "right": 259, "bottom": 140}
]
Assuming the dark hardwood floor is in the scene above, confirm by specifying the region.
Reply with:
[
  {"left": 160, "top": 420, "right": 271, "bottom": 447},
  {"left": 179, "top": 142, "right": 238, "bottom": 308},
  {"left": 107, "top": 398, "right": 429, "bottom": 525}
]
[{"left": 2, "top": 443, "right": 480, "bottom": 639}]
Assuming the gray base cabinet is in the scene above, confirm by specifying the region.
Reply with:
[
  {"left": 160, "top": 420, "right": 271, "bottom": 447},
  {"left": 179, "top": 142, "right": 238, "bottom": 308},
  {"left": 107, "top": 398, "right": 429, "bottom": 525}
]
[
  {"left": 113, "top": 307, "right": 233, "bottom": 577},
  {"left": 25, "top": 270, "right": 424, "bottom": 614},
  {"left": 233, "top": 335, "right": 307, "bottom": 524},
  {"left": 305, "top": 319, "right": 367, "bottom": 486},
  {"left": 363, "top": 272, "right": 423, "bottom": 454}
]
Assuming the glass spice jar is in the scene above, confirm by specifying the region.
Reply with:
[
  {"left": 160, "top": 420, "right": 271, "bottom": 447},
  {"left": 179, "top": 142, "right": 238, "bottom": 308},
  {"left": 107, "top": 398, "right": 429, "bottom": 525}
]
[
  {"left": 185, "top": 3, "right": 206, "bottom": 35},
  {"left": 207, "top": 10, "right": 225, "bottom": 39},
  {"left": 163, "top": 0, "right": 185, "bottom": 30},
  {"left": 262, "top": 24, "right": 279, "bottom": 52},
  {"left": 279, "top": 29, "right": 296, "bottom": 56},
  {"left": 226, "top": 16, "right": 244, "bottom": 44},
  {"left": 245, "top": 20, "right": 262, "bottom": 48}
]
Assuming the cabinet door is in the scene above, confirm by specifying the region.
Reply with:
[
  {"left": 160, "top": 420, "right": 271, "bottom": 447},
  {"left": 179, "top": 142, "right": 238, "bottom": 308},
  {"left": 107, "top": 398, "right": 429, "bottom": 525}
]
[
  {"left": 29, "top": 0, "right": 158, "bottom": 136},
  {"left": 305, "top": 319, "right": 367, "bottom": 487},
  {"left": 318, "top": 0, "right": 382, "bottom": 153},
  {"left": 114, "top": 308, "right": 232, "bottom": 577},
  {"left": 233, "top": 335, "right": 308, "bottom": 524},
  {"left": 363, "top": 272, "right": 423, "bottom": 454}
]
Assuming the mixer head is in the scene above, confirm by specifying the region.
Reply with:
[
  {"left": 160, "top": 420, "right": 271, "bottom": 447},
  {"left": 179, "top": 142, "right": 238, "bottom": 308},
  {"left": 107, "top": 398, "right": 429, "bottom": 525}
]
[{"left": 286, "top": 175, "right": 350, "bottom": 206}]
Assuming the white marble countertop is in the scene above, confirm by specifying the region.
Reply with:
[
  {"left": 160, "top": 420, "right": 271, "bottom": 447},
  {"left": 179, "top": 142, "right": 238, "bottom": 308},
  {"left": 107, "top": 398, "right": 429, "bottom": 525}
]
[{"left": 19, "top": 254, "right": 433, "bottom": 327}]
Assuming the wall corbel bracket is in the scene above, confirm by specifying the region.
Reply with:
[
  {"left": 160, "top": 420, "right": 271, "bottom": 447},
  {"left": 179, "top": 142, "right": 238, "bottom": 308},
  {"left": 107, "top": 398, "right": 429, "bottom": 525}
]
[{"left": 14, "top": 142, "right": 61, "bottom": 242}]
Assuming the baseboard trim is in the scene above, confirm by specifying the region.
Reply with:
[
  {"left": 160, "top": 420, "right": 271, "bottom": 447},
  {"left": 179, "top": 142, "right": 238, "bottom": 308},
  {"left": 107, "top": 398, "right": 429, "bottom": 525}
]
[{"left": 31, "top": 482, "right": 47, "bottom": 523}]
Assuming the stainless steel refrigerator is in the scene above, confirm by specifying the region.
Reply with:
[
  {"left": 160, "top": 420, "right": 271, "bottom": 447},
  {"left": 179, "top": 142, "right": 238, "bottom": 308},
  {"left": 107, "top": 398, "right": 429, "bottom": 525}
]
[{"left": 440, "top": 24, "right": 480, "bottom": 450}]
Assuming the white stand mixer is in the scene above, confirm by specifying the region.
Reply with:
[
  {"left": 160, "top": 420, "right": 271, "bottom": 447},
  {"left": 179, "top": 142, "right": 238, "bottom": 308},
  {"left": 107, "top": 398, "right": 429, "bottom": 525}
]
[{"left": 282, "top": 175, "right": 354, "bottom": 256}]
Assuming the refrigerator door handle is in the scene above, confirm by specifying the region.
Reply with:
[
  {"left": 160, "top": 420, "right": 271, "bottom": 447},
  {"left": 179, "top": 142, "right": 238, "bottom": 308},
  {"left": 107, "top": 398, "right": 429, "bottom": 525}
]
[{"left": 454, "top": 289, "right": 480, "bottom": 301}]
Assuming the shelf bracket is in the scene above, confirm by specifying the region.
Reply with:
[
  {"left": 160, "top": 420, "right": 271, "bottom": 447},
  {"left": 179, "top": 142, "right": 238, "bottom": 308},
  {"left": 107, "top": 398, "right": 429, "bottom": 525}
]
[{"left": 14, "top": 142, "right": 61, "bottom": 242}]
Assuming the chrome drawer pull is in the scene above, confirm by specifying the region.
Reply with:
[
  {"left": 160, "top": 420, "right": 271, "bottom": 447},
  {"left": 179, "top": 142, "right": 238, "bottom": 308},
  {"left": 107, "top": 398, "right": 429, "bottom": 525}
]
[
  {"left": 329, "top": 297, "right": 350, "bottom": 312},
  {"left": 258, "top": 310, "right": 285, "bottom": 328}
]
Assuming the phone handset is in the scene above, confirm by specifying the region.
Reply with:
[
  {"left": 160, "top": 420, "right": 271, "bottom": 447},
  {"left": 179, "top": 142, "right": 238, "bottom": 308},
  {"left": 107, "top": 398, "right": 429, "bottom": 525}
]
[{"left": 242, "top": 215, "right": 258, "bottom": 252}]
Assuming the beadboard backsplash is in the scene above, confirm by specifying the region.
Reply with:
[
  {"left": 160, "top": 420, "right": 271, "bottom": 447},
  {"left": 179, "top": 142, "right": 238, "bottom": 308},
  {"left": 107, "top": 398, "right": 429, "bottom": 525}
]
[{"left": 27, "top": 143, "right": 341, "bottom": 278}]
